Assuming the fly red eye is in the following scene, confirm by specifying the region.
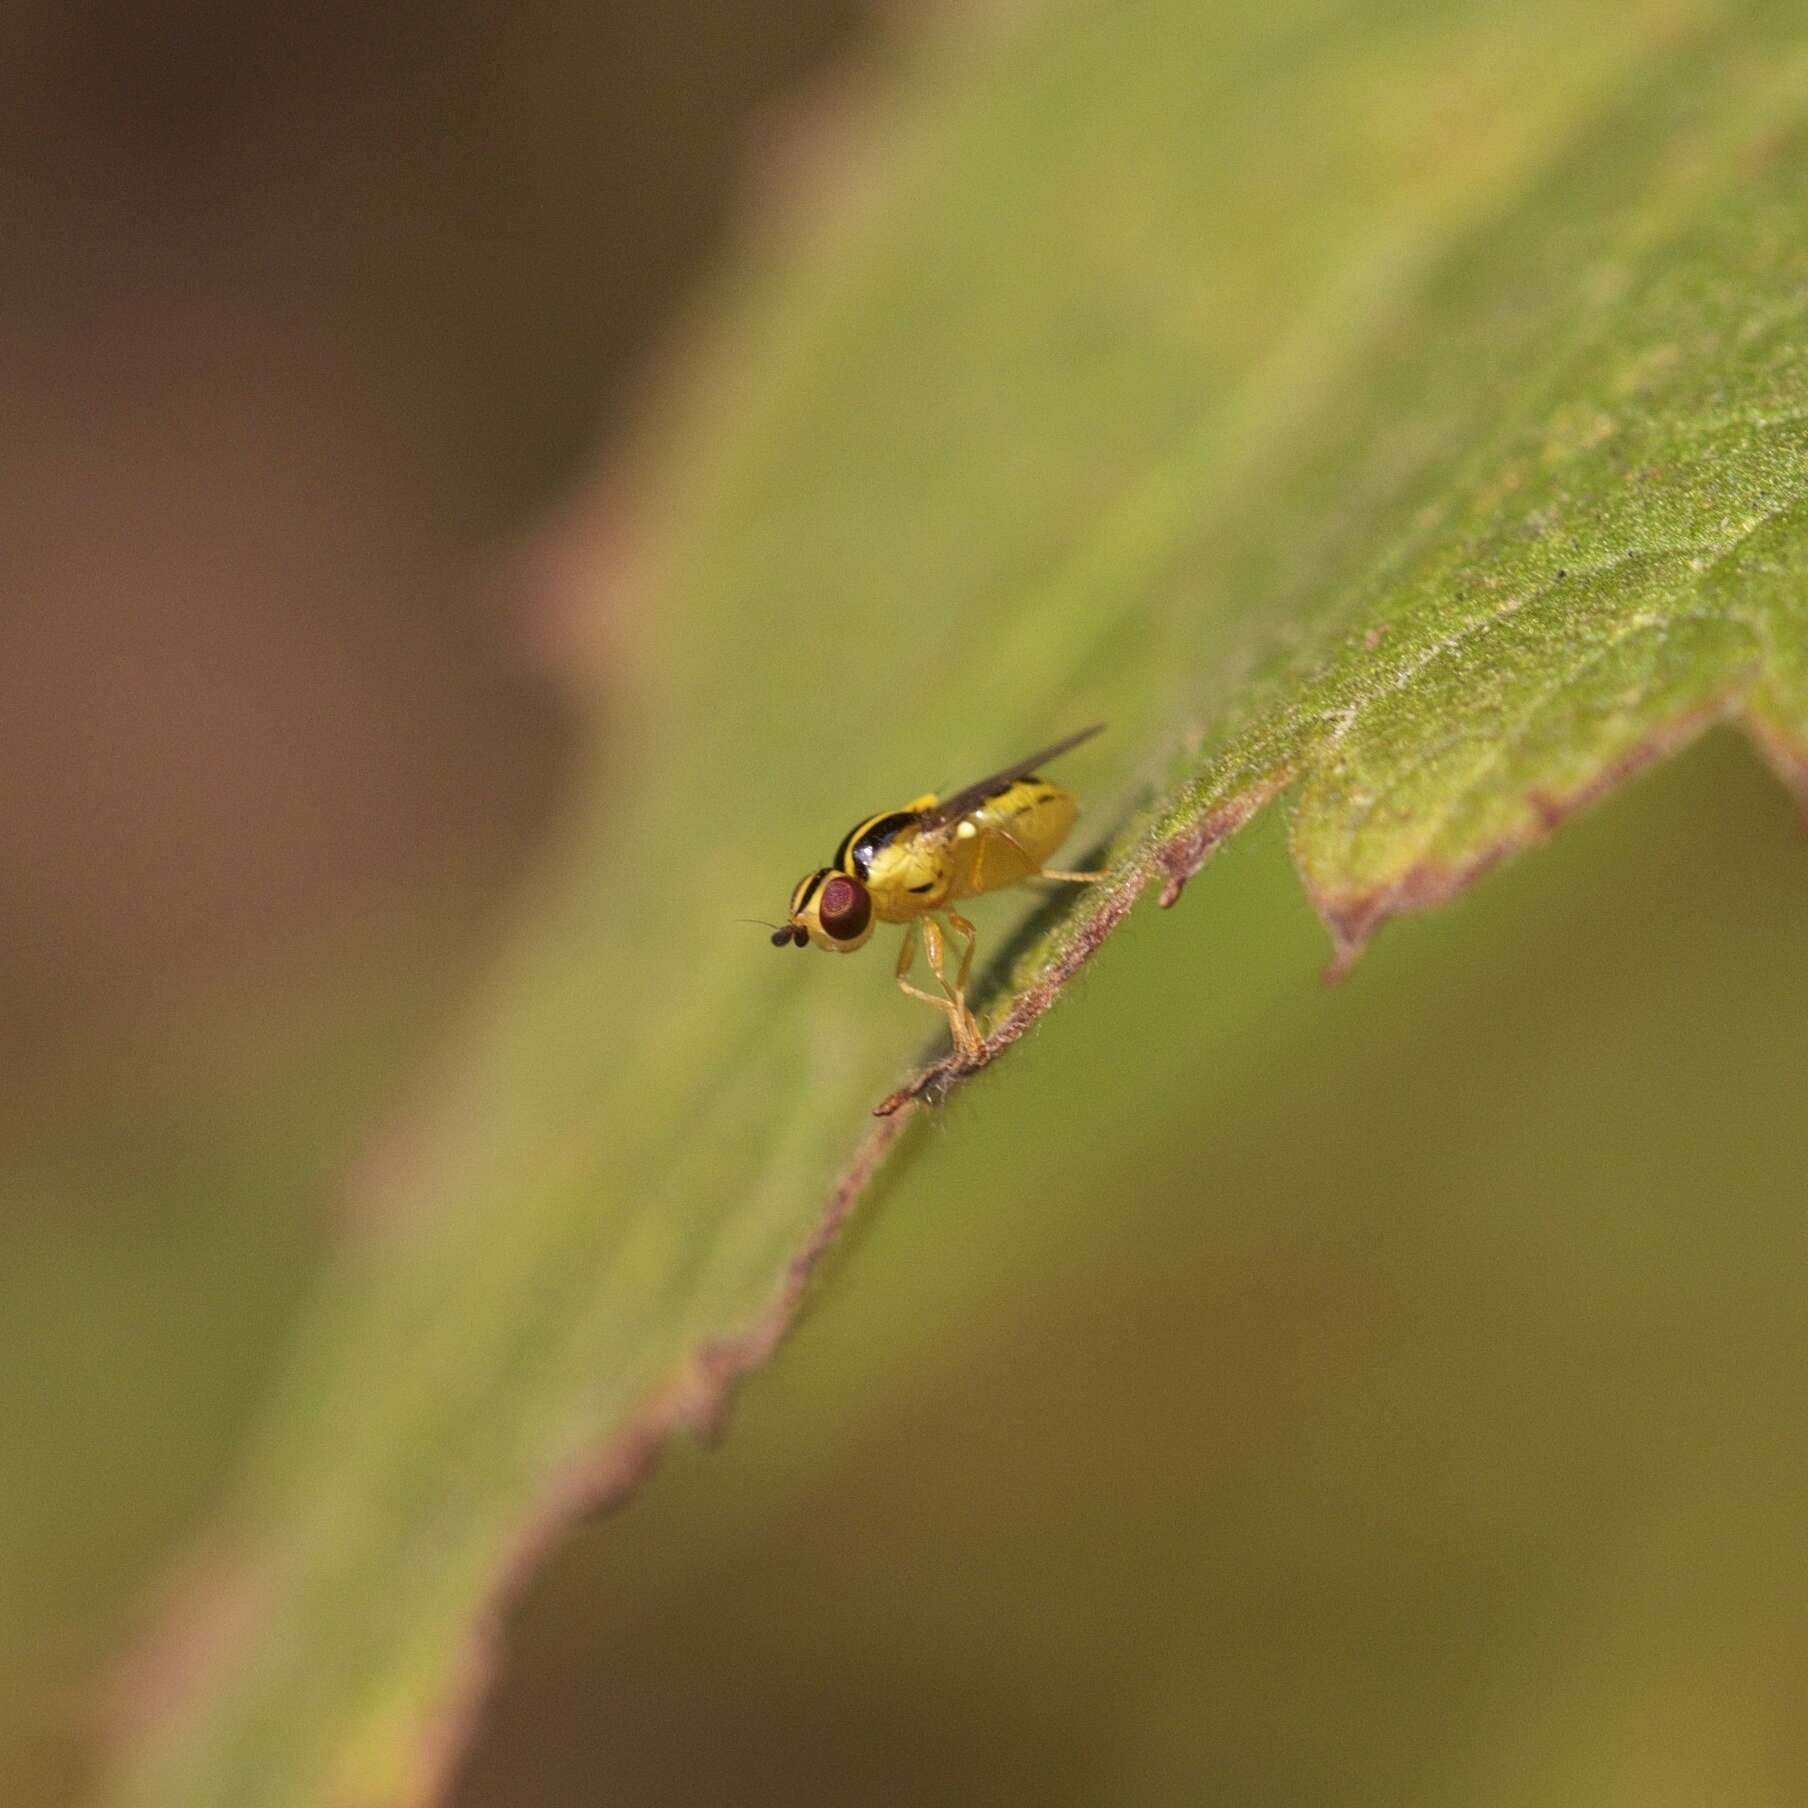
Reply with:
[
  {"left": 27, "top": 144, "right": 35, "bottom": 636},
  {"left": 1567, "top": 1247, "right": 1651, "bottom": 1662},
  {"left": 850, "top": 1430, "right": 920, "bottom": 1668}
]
[{"left": 818, "top": 875, "right": 871, "bottom": 941}]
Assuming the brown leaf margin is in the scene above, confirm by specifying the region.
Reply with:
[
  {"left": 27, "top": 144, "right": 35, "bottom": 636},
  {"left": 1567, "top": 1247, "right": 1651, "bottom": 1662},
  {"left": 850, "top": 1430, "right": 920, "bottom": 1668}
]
[
  {"left": 113, "top": 700, "right": 1808, "bottom": 1808},
  {"left": 1309, "top": 696, "right": 1748, "bottom": 983}
]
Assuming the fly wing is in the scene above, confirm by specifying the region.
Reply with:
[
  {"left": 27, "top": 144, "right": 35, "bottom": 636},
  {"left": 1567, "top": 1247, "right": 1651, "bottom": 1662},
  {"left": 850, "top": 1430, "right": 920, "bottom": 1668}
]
[{"left": 917, "top": 724, "right": 1104, "bottom": 833}]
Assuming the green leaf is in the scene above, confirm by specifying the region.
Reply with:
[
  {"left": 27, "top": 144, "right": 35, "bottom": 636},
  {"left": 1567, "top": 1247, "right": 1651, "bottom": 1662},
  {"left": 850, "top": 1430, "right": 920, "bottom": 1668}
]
[{"left": 106, "top": 2, "right": 1808, "bottom": 1802}]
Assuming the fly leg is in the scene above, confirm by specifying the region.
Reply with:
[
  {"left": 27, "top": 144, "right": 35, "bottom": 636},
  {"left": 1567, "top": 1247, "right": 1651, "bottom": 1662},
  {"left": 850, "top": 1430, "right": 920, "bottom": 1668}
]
[
  {"left": 922, "top": 916, "right": 984, "bottom": 1061},
  {"left": 993, "top": 826, "right": 1106, "bottom": 885},
  {"left": 895, "top": 920, "right": 982, "bottom": 1061},
  {"left": 943, "top": 911, "right": 979, "bottom": 1020}
]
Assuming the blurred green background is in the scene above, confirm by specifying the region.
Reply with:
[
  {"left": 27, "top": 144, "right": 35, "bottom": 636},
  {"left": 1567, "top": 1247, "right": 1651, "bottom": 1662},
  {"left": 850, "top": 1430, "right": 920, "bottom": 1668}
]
[{"left": 8, "top": 0, "right": 1808, "bottom": 1803}]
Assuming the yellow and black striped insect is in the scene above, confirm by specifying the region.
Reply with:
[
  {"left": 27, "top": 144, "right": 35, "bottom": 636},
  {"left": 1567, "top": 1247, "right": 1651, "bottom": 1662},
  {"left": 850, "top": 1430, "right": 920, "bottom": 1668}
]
[{"left": 772, "top": 725, "right": 1105, "bottom": 1061}]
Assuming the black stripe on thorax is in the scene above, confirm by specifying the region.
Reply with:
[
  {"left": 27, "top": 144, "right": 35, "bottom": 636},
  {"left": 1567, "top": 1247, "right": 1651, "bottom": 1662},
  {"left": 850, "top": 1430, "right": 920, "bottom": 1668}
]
[
  {"left": 829, "top": 815, "right": 873, "bottom": 874},
  {"left": 835, "top": 810, "right": 920, "bottom": 879}
]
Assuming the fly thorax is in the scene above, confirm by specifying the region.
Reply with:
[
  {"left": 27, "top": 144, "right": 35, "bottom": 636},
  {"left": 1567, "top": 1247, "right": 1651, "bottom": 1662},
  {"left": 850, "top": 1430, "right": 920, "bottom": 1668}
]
[{"left": 861, "top": 835, "right": 949, "bottom": 916}]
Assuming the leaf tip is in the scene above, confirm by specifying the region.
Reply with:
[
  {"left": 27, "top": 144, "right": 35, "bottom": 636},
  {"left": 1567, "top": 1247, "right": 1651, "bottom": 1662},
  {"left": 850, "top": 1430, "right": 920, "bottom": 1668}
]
[{"left": 1317, "top": 910, "right": 1376, "bottom": 986}]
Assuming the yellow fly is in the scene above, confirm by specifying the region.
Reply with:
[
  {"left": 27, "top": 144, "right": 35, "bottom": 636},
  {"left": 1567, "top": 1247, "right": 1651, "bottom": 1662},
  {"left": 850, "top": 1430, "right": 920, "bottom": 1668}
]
[{"left": 772, "top": 724, "right": 1106, "bottom": 1061}]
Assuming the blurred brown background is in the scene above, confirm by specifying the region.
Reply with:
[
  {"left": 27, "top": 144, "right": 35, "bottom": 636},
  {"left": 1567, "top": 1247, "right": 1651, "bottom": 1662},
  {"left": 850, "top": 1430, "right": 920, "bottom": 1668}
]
[
  {"left": 1, "top": 2, "right": 858, "bottom": 1796},
  {"left": 1, "top": 0, "right": 862, "bottom": 1076}
]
